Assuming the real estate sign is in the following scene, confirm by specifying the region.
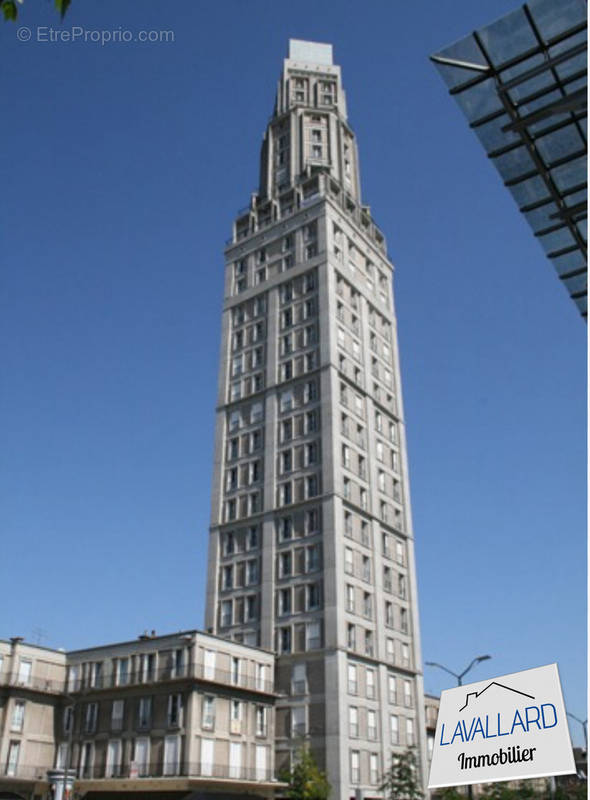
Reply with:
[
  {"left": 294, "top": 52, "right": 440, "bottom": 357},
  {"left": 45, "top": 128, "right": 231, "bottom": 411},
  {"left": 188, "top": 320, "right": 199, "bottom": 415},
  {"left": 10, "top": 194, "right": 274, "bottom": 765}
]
[{"left": 428, "top": 663, "right": 576, "bottom": 788}]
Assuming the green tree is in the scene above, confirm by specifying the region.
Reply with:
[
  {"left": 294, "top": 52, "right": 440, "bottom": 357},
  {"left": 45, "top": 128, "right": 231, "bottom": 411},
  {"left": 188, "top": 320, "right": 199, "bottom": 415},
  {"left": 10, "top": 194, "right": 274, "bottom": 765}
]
[
  {"left": 2, "top": 0, "right": 70, "bottom": 22},
  {"left": 434, "top": 787, "right": 465, "bottom": 800},
  {"left": 380, "top": 749, "right": 423, "bottom": 800},
  {"left": 280, "top": 747, "right": 331, "bottom": 800}
]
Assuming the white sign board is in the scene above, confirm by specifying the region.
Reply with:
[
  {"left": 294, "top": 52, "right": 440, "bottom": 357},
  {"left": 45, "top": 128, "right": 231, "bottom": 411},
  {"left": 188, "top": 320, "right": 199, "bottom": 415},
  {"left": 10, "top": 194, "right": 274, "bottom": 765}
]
[{"left": 428, "top": 664, "right": 575, "bottom": 788}]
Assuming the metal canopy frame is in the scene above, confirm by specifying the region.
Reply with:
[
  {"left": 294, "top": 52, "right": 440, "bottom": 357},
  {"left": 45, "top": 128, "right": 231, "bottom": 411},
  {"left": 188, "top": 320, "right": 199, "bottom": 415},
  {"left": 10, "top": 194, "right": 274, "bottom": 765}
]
[{"left": 432, "top": 0, "right": 587, "bottom": 318}]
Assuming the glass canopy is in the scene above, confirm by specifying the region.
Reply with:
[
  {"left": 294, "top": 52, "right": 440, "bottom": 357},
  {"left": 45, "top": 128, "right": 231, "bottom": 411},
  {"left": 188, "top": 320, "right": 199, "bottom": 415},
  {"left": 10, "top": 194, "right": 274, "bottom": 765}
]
[{"left": 432, "top": 0, "right": 587, "bottom": 318}]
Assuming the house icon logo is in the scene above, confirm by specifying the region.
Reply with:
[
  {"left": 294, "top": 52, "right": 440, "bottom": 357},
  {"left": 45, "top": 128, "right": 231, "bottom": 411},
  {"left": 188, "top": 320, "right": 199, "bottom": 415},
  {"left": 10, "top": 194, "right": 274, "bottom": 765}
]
[{"left": 459, "top": 682, "right": 536, "bottom": 713}]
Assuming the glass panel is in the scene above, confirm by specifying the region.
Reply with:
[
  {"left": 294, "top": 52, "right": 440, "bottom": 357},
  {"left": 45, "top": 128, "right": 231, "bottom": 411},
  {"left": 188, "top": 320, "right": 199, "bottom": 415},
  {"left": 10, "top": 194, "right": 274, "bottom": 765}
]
[
  {"left": 528, "top": 112, "right": 571, "bottom": 136},
  {"left": 493, "top": 145, "right": 536, "bottom": 181},
  {"left": 474, "top": 113, "right": 520, "bottom": 151},
  {"left": 550, "top": 154, "right": 586, "bottom": 191},
  {"left": 523, "top": 200, "right": 559, "bottom": 231},
  {"left": 478, "top": 8, "right": 537, "bottom": 64},
  {"left": 564, "top": 189, "right": 587, "bottom": 207},
  {"left": 576, "top": 219, "right": 587, "bottom": 241},
  {"left": 550, "top": 250, "right": 585, "bottom": 276},
  {"left": 519, "top": 89, "right": 563, "bottom": 116},
  {"left": 537, "top": 226, "right": 576, "bottom": 254},
  {"left": 527, "top": 0, "right": 586, "bottom": 44},
  {"left": 433, "top": 33, "right": 488, "bottom": 89},
  {"left": 562, "top": 272, "right": 587, "bottom": 294},
  {"left": 573, "top": 295, "right": 587, "bottom": 315},
  {"left": 509, "top": 174, "right": 550, "bottom": 206},
  {"left": 506, "top": 69, "right": 557, "bottom": 105},
  {"left": 554, "top": 49, "right": 587, "bottom": 82},
  {"left": 500, "top": 52, "right": 545, "bottom": 83},
  {"left": 535, "top": 124, "right": 585, "bottom": 165},
  {"left": 455, "top": 78, "right": 504, "bottom": 123}
]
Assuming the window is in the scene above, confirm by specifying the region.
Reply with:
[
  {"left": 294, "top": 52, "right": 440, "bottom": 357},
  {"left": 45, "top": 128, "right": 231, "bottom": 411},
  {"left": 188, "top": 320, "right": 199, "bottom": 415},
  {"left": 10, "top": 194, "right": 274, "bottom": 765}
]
[
  {"left": 366, "top": 669, "right": 376, "bottom": 699},
  {"left": 388, "top": 675, "right": 397, "bottom": 704},
  {"left": 386, "top": 638, "right": 395, "bottom": 663},
  {"left": 222, "top": 565, "right": 233, "bottom": 590},
  {"left": 202, "top": 696, "right": 215, "bottom": 729},
  {"left": 368, "top": 709, "right": 377, "bottom": 740},
  {"left": 400, "top": 608, "right": 409, "bottom": 633},
  {"left": 292, "top": 706, "right": 306, "bottom": 736},
  {"left": 306, "top": 544, "right": 320, "bottom": 571},
  {"left": 138, "top": 696, "right": 152, "bottom": 729},
  {"left": 390, "top": 714, "right": 399, "bottom": 744},
  {"left": 347, "top": 663, "right": 358, "bottom": 694},
  {"left": 164, "top": 734, "right": 181, "bottom": 776},
  {"left": 247, "top": 526, "right": 258, "bottom": 549},
  {"left": 349, "top": 706, "right": 359, "bottom": 737},
  {"left": 281, "top": 482, "right": 292, "bottom": 505},
  {"left": 363, "top": 592, "right": 372, "bottom": 619},
  {"left": 404, "top": 680, "right": 412, "bottom": 708},
  {"left": 350, "top": 750, "right": 360, "bottom": 784},
  {"left": 346, "top": 584, "right": 355, "bottom": 613},
  {"left": 279, "top": 516, "right": 292, "bottom": 541},
  {"left": 344, "top": 547, "right": 353, "bottom": 575},
  {"left": 111, "top": 699, "right": 124, "bottom": 731},
  {"left": 406, "top": 718, "right": 415, "bottom": 746},
  {"left": 365, "top": 629, "right": 374, "bottom": 656},
  {"left": 362, "top": 555, "right": 371, "bottom": 582},
  {"left": 280, "top": 551, "right": 292, "bottom": 577},
  {"left": 256, "top": 663, "right": 268, "bottom": 691},
  {"left": 256, "top": 705, "right": 267, "bottom": 736},
  {"left": 306, "top": 621, "right": 321, "bottom": 650},
  {"left": 279, "top": 588, "right": 291, "bottom": 616},
  {"left": 221, "top": 599, "right": 232, "bottom": 627},
  {"left": 307, "top": 583, "right": 320, "bottom": 610},
  {"left": 370, "top": 753, "right": 379, "bottom": 784},
  {"left": 347, "top": 623, "right": 356, "bottom": 650},
  {"left": 134, "top": 737, "right": 150, "bottom": 777},
  {"left": 231, "top": 657, "right": 240, "bottom": 685},
  {"left": 396, "top": 540, "right": 404, "bottom": 565},
  {"left": 5, "top": 741, "right": 20, "bottom": 777},
  {"left": 385, "top": 601, "right": 394, "bottom": 627},
  {"left": 280, "top": 390, "right": 294, "bottom": 412},
  {"left": 247, "top": 559, "right": 259, "bottom": 584},
  {"left": 402, "top": 643, "right": 410, "bottom": 667},
  {"left": 167, "top": 694, "right": 182, "bottom": 727},
  {"left": 106, "top": 739, "right": 122, "bottom": 778},
  {"left": 11, "top": 701, "right": 24, "bottom": 733},
  {"left": 280, "top": 627, "right": 292, "bottom": 653},
  {"left": 399, "top": 574, "right": 407, "bottom": 599},
  {"left": 384, "top": 566, "right": 392, "bottom": 593},
  {"left": 292, "top": 663, "right": 306, "bottom": 695},
  {"left": 224, "top": 531, "right": 235, "bottom": 555},
  {"left": 17, "top": 659, "right": 31, "bottom": 686},
  {"left": 246, "top": 594, "right": 257, "bottom": 620},
  {"left": 84, "top": 702, "right": 98, "bottom": 733}
]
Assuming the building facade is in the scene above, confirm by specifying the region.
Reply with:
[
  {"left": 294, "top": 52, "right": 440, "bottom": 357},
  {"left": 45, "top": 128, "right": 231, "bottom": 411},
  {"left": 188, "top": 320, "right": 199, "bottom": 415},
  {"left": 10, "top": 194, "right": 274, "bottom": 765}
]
[
  {"left": 205, "top": 40, "right": 428, "bottom": 799},
  {"left": 0, "top": 632, "right": 279, "bottom": 800}
]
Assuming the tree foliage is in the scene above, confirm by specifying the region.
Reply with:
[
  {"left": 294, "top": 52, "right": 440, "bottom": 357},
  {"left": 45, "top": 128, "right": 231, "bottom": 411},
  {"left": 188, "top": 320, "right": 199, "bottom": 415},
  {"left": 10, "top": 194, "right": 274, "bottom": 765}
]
[
  {"left": 380, "top": 749, "right": 423, "bottom": 800},
  {"left": 280, "top": 747, "right": 331, "bottom": 800},
  {"left": 2, "top": 0, "right": 71, "bottom": 22}
]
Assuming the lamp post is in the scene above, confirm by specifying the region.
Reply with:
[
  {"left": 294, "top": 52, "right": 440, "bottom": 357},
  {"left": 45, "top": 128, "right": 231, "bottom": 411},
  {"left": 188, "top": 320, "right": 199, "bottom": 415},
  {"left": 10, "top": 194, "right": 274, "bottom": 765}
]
[
  {"left": 425, "top": 655, "right": 491, "bottom": 800},
  {"left": 566, "top": 711, "right": 588, "bottom": 751}
]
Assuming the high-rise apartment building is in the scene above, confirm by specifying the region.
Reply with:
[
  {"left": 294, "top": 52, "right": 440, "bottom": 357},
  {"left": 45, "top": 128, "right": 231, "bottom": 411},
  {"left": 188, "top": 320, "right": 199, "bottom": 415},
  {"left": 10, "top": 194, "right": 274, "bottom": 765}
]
[{"left": 205, "top": 40, "right": 428, "bottom": 798}]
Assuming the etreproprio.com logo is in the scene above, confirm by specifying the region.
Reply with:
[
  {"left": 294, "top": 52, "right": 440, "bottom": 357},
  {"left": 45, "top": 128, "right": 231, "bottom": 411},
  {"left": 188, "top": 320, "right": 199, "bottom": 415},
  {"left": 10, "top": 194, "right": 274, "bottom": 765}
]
[{"left": 17, "top": 26, "right": 175, "bottom": 45}]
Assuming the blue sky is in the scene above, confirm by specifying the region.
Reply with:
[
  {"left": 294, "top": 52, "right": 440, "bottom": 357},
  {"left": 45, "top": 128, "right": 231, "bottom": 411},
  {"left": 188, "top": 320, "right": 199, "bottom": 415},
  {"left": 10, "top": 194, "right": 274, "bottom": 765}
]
[{"left": 2, "top": 0, "right": 586, "bottom": 745}]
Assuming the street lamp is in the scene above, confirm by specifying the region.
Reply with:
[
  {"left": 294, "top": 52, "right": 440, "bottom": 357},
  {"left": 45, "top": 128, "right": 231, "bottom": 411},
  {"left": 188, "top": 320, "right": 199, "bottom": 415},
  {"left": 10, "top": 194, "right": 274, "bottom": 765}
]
[
  {"left": 566, "top": 711, "right": 588, "bottom": 751},
  {"left": 425, "top": 655, "right": 492, "bottom": 799}
]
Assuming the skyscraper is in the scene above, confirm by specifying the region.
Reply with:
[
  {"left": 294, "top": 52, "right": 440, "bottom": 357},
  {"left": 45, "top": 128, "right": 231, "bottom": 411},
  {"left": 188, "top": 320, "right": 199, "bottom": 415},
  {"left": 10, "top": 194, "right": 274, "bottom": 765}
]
[{"left": 205, "top": 40, "right": 427, "bottom": 798}]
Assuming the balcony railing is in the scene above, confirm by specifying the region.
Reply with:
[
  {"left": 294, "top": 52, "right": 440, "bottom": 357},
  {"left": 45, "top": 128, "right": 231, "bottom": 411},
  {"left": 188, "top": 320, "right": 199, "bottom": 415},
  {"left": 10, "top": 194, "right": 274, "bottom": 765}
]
[
  {"left": 3, "top": 764, "right": 50, "bottom": 780},
  {"left": 77, "top": 762, "right": 277, "bottom": 782},
  {"left": 66, "top": 662, "right": 274, "bottom": 695}
]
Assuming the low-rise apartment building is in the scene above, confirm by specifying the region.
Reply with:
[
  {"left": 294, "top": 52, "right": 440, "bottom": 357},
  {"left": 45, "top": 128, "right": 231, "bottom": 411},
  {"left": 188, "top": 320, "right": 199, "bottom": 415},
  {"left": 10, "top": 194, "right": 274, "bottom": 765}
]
[{"left": 0, "top": 631, "right": 281, "bottom": 800}]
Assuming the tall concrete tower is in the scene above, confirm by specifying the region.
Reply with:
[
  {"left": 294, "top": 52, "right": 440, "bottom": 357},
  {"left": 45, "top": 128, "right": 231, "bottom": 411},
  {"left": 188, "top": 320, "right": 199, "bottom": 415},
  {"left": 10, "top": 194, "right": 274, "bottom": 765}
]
[{"left": 205, "top": 39, "right": 428, "bottom": 799}]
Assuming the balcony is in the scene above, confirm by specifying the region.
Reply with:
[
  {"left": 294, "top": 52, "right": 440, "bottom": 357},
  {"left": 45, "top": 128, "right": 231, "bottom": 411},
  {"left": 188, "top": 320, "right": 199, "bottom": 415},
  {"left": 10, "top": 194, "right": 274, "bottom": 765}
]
[
  {"left": 76, "top": 761, "right": 278, "bottom": 783},
  {"left": 66, "top": 661, "right": 274, "bottom": 695}
]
